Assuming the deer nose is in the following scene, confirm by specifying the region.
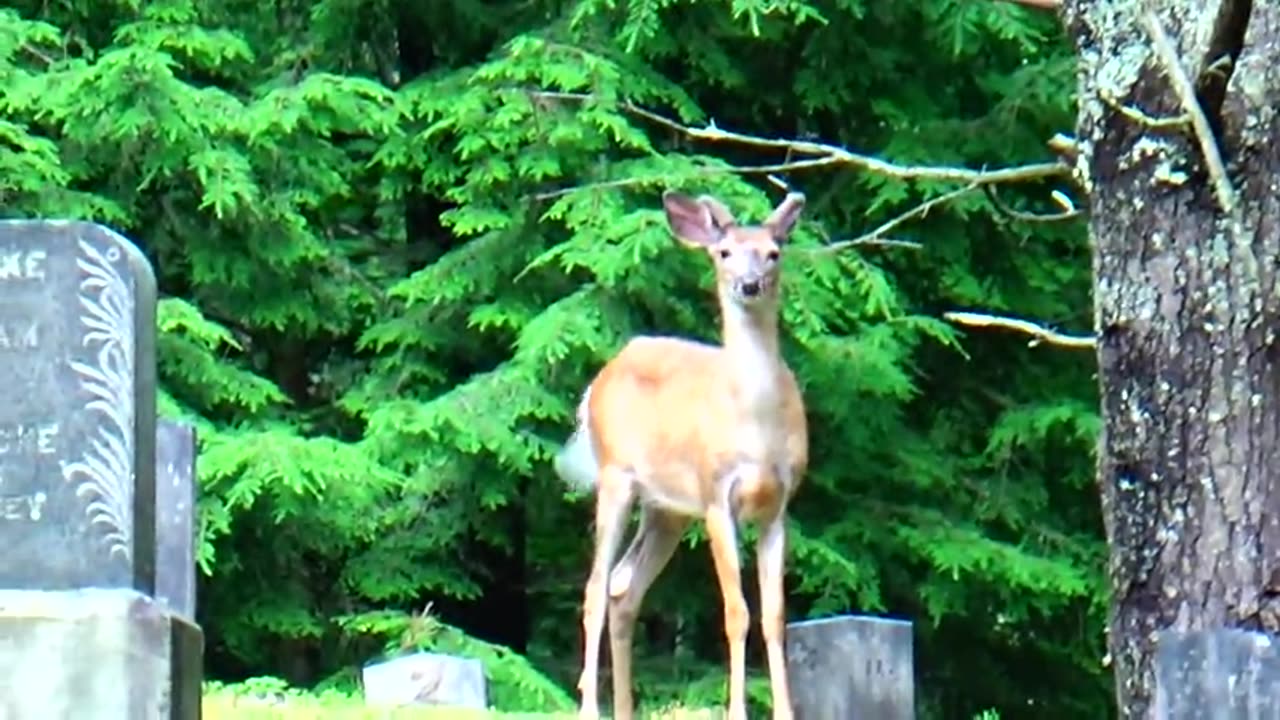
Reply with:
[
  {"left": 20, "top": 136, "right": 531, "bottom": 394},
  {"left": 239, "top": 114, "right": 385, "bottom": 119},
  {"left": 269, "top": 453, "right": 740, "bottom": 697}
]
[{"left": 740, "top": 279, "right": 761, "bottom": 297}]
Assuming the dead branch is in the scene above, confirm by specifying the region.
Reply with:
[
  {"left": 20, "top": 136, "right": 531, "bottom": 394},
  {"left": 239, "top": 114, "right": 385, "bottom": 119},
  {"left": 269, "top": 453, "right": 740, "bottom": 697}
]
[
  {"left": 527, "top": 90, "right": 1070, "bottom": 188},
  {"left": 20, "top": 44, "right": 55, "bottom": 67},
  {"left": 995, "top": 0, "right": 1061, "bottom": 9},
  {"left": 1098, "top": 89, "right": 1190, "bottom": 130},
  {"left": 1046, "top": 133, "right": 1079, "bottom": 165},
  {"left": 817, "top": 183, "right": 981, "bottom": 253},
  {"left": 1050, "top": 190, "right": 1078, "bottom": 214},
  {"left": 1141, "top": 12, "right": 1237, "bottom": 214},
  {"left": 532, "top": 156, "right": 840, "bottom": 201},
  {"left": 944, "top": 310, "right": 1096, "bottom": 349},
  {"left": 983, "top": 184, "right": 1083, "bottom": 223},
  {"left": 524, "top": 90, "right": 1076, "bottom": 248},
  {"left": 805, "top": 237, "right": 922, "bottom": 253},
  {"left": 1194, "top": 0, "right": 1252, "bottom": 143}
]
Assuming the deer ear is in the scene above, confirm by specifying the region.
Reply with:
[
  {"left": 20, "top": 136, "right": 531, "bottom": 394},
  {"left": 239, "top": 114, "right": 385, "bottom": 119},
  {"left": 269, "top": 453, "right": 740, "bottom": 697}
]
[
  {"left": 663, "top": 191, "right": 723, "bottom": 247},
  {"left": 764, "top": 192, "right": 806, "bottom": 240},
  {"left": 697, "top": 195, "right": 737, "bottom": 231}
]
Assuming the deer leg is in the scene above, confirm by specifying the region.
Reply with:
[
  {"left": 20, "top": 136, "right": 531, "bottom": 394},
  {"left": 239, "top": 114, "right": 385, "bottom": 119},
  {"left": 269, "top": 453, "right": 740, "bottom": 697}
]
[
  {"left": 757, "top": 505, "right": 793, "bottom": 720},
  {"left": 578, "top": 466, "right": 635, "bottom": 720},
  {"left": 607, "top": 506, "right": 690, "bottom": 720},
  {"left": 704, "top": 497, "right": 750, "bottom": 720}
]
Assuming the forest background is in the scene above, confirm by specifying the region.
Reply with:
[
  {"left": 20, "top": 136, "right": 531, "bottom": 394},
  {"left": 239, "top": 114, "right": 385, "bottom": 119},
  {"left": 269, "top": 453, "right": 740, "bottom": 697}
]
[{"left": 1, "top": 0, "right": 1107, "bottom": 718}]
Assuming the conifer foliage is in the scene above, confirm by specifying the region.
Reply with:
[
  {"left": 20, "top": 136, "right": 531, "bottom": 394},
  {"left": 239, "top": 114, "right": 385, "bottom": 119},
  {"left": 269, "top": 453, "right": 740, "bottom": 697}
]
[{"left": 3, "top": 0, "right": 1106, "bottom": 716}]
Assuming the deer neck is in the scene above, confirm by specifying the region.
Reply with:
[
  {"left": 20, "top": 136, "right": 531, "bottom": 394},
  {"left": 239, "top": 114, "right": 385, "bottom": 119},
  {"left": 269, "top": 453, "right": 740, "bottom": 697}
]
[{"left": 718, "top": 296, "right": 783, "bottom": 407}]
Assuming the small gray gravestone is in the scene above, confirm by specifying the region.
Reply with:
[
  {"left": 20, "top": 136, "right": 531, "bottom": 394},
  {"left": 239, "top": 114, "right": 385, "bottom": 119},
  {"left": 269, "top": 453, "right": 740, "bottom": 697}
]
[
  {"left": 785, "top": 614, "right": 915, "bottom": 720},
  {"left": 155, "top": 419, "right": 197, "bottom": 619},
  {"left": 0, "top": 220, "right": 202, "bottom": 720},
  {"left": 1154, "top": 628, "right": 1280, "bottom": 719},
  {"left": 0, "top": 221, "right": 157, "bottom": 592},
  {"left": 362, "top": 652, "right": 489, "bottom": 709}
]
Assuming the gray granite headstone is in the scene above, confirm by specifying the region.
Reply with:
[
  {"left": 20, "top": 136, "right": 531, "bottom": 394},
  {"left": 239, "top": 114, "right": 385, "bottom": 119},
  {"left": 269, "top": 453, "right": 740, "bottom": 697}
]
[
  {"left": 0, "top": 221, "right": 203, "bottom": 720},
  {"left": 155, "top": 419, "right": 197, "bottom": 620},
  {"left": 1154, "top": 628, "right": 1280, "bottom": 719},
  {"left": 786, "top": 614, "right": 915, "bottom": 720},
  {"left": 362, "top": 652, "right": 488, "bottom": 709},
  {"left": 0, "top": 220, "right": 157, "bottom": 593}
]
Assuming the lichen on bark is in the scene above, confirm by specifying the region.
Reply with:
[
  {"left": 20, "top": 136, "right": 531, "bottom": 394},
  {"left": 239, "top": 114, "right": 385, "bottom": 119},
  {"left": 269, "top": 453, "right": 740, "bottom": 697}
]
[{"left": 1061, "top": 1, "right": 1280, "bottom": 717}]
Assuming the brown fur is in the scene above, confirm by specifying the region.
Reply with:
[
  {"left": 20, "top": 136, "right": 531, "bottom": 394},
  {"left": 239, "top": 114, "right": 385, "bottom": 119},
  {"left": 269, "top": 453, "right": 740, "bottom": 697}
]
[{"left": 561, "top": 190, "right": 810, "bottom": 720}]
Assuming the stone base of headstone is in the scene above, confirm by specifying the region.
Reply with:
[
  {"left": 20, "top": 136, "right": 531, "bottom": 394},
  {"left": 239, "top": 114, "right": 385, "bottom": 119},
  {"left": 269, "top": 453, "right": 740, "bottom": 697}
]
[
  {"left": 0, "top": 588, "right": 203, "bottom": 720},
  {"left": 362, "top": 651, "right": 488, "bottom": 709},
  {"left": 1154, "top": 628, "right": 1280, "bottom": 719},
  {"left": 785, "top": 614, "right": 915, "bottom": 720}
]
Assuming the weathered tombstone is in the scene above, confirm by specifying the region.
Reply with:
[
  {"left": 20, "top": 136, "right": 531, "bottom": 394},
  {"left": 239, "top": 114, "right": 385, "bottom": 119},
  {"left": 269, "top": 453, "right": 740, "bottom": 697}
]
[
  {"left": 0, "top": 221, "right": 157, "bottom": 591},
  {"left": 1153, "top": 628, "right": 1280, "bottom": 719},
  {"left": 786, "top": 614, "right": 915, "bottom": 720},
  {"left": 0, "top": 220, "right": 203, "bottom": 719},
  {"left": 155, "top": 419, "right": 198, "bottom": 619},
  {"left": 362, "top": 652, "right": 489, "bottom": 709}
]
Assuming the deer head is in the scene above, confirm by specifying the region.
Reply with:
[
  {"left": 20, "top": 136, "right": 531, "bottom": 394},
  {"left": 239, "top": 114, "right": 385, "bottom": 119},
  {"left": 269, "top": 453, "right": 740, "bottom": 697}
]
[{"left": 662, "top": 191, "right": 806, "bottom": 308}]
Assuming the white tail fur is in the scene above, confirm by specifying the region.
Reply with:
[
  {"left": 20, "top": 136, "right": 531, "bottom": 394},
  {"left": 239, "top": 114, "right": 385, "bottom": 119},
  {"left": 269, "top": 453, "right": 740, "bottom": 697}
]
[{"left": 554, "top": 385, "right": 598, "bottom": 492}]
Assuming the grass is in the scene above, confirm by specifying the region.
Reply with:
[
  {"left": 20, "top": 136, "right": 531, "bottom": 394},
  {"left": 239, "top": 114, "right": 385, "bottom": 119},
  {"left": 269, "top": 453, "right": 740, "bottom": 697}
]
[
  {"left": 201, "top": 679, "right": 721, "bottom": 719},
  {"left": 202, "top": 677, "right": 1006, "bottom": 720}
]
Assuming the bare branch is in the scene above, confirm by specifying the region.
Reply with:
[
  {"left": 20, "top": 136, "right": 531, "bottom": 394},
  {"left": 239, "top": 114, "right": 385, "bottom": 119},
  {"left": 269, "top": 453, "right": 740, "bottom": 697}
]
[
  {"left": 1098, "top": 89, "right": 1190, "bottom": 130},
  {"left": 944, "top": 311, "right": 1095, "bottom": 349},
  {"left": 815, "top": 237, "right": 923, "bottom": 251},
  {"left": 532, "top": 156, "right": 841, "bottom": 201},
  {"left": 20, "top": 44, "right": 55, "bottom": 67},
  {"left": 765, "top": 173, "right": 792, "bottom": 191},
  {"left": 818, "top": 183, "right": 981, "bottom": 253},
  {"left": 527, "top": 90, "right": 1070, "bottom": 187},
  {"left": 997, "top": 0, "right": 1060, "bottom": 8},
  {"left": 983, "top": 184, "right": 1084, "bottom": 223},
  {"left": 1046, "top": 133, "right": 1079, "bottom": 165},
  {"left": 1051, "top": 190, "right": 1077, "bottom": 214},
  {"left": 523, "top": 90, "right": 1076, "bottom": 252},
  {"left": 1141, "top": 12, "right": 1237, "bottom": 214},
  {"left": 1194, "top": 0, "right": 1252, "bottom": 143}
]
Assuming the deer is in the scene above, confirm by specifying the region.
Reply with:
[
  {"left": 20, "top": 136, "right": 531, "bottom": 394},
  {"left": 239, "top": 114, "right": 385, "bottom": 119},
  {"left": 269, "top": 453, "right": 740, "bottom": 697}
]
[{"left": 553, "top": 189, "right": 809, "bottom": 720}]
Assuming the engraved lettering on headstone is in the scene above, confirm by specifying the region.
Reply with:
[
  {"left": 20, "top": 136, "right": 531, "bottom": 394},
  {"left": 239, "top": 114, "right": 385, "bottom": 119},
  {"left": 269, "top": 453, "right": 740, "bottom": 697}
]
[
  {"left": 0, "top": 322, "right": 38, "bottom": 350},
  {"left": 0, "top": 491, "right": 47, "bottom": 521},
  {"left": 0, "top": 249, "right": 47, "bottom": 281},
  {"left": 0, "top": 422, "right": 59, "bottom": 455},
  {"left": 0, "top": 469, "right": 48, "bottom": 522}
]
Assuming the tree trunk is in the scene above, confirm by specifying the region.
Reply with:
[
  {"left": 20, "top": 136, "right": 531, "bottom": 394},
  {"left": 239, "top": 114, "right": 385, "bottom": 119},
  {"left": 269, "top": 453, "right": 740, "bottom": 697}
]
[{"left": 1062, "top": 1, "right": 1280, "bottom": 717}]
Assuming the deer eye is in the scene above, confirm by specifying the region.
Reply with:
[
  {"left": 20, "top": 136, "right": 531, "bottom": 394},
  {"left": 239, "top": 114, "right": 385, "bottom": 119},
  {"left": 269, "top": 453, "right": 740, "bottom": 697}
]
[
  {"left": 766, "top": 249, "right": 780, "bottom": 262},
  {"left": 718, "top": 248, "right": 731, "bottom": 259}
]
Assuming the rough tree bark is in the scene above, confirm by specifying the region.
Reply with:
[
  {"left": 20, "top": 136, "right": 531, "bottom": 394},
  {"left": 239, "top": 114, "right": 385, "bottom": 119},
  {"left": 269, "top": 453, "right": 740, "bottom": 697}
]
[{"left": 1059, "top": 1, "right": 1280, "bottom": 717}]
